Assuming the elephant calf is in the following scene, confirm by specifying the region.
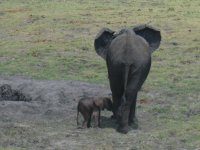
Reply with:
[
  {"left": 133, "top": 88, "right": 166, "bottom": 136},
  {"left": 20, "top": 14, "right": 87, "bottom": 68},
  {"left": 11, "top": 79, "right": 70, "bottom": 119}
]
[{"left": 77, "top": 96, "right": 113, "bottom": 128}]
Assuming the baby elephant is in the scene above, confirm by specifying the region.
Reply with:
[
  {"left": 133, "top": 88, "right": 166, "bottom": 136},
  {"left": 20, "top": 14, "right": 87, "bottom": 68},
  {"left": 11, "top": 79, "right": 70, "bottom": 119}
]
[{"left": 77, "top": 96, "right": 113, "bottom": 128}]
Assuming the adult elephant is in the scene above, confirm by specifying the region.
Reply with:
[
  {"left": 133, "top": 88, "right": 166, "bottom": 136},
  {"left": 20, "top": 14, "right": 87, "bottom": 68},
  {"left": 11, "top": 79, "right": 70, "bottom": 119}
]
[{"left": 94, "top": 24, "right": 161, "bottom": 133}]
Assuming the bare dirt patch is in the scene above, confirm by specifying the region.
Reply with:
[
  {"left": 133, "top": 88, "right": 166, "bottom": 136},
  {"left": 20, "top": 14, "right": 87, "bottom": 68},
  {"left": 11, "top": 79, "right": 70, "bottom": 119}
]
[
  {"left": 0, "top": 76, "right": 112, "bottom": 149},
  {"left": 0, "top": 76, "right": 111, "bottom": 121}
]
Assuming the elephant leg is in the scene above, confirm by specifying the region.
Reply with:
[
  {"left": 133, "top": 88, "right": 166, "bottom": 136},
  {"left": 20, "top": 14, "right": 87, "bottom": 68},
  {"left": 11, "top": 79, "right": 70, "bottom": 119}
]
[
  {"left": 108, "top": 70, "right": 123, "bottom": 119},
  {"left": 112, "top": 95, "right": 122, "bottom": 119},
  {"left": 116, "top": 95, "right": 132, "bottom": 134},
  {"left": 93, "top": 111, "right": 99, "bottom": 128},
  {"left": 98, "top": 110, "right": 101, "bottom": 127},
  {"left": 82, "top": 112, "right": 90, "bottom": 128},
  {"left": 108, "top": 77, "right": 123, "bottom": 119},
  {"left": 82, "top": 120, "right": 87, "bottom": 128},
  {"left": 128, "top": 93, "right": 139, "bottom": 128},
  {"left": 87, "top": 112, "right": 92, "bottom": 128},
  {"left": 117, "top": 68, "right": 142, "bottom": 132},
  {"left": 128, "top": 60, "right": 151, "bottom": 128},
  {"left": 106, "top": 59, "right": 124, "bottom": 119},
  {"left": 129, "top": 58, "right": 151, "bottom": 125}
]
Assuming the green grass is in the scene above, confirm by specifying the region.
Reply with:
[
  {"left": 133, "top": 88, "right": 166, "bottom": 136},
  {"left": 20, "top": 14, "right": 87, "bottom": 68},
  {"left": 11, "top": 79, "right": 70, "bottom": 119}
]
[{"left": 0, "top": 0, "right": 200, "bottom": 149}]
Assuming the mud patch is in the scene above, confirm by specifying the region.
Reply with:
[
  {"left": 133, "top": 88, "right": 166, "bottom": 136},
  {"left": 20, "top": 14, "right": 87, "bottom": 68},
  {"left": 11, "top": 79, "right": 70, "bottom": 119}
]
[{"left": 0, "top": 84, "right": 31, "bottom": 102}]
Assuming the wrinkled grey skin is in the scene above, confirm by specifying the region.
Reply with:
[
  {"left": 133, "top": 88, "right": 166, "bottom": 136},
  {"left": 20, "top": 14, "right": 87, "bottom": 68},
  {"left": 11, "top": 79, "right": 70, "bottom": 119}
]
[{"left": 94, "top": 24, "right": 161, "bottom": 133}]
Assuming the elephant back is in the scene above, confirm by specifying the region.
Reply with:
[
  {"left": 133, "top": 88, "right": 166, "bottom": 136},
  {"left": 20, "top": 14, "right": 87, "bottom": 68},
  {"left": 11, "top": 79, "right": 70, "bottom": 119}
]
[{"left": 108, "top": 29, "right": 150, "bottom": 65}]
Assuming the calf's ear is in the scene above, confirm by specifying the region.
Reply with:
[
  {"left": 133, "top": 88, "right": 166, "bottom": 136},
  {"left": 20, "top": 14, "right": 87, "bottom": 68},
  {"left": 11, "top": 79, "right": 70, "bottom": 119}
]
[
  {"left": 133, "top": 24, "right": 161, "bottom": 52},
  {"left": 94, "top": 28, "right": 115, "bottom": 60}
]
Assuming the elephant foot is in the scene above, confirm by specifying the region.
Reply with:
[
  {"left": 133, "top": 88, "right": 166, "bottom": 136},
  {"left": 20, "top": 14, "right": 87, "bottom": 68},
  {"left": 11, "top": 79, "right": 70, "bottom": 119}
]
[{"left": 117, "top": 126, "right": 129, "bottom": 134}]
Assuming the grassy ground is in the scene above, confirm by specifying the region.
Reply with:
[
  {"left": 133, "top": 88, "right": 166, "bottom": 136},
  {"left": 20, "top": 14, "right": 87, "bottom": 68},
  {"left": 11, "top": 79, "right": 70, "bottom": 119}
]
[{"left": 0, "top": 0, "right": 200, "bottom": 149}]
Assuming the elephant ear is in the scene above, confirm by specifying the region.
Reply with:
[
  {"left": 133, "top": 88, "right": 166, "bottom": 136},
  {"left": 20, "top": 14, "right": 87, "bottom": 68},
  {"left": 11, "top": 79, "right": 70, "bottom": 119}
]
[
  {"left": 94, "top": 28, "right": 115, "bottom": 60},
  {"left": 133, "top": 24, "right": 161, "bottom": 52}
]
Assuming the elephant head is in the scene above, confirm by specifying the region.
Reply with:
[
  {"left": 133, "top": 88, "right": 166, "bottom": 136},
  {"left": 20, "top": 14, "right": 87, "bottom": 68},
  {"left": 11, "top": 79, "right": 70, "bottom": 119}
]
[
  {"left": 94, "top": 24, "right": 161, "bottom": 60},
  {"left": 93, "top": 97, "right": 113, "bottom": 111}
]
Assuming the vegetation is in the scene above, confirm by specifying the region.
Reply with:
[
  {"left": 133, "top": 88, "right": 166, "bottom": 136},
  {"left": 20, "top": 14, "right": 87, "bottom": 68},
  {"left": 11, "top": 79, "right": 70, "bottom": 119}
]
[{"left": 0, "top": 0, "right": 199, "bottom": 149}]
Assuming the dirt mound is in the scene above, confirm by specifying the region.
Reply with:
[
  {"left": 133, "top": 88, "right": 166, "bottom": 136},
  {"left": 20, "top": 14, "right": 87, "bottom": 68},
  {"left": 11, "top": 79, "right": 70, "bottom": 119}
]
[{"left": 0, "top": 84, "right": 31, "bottom": 101}]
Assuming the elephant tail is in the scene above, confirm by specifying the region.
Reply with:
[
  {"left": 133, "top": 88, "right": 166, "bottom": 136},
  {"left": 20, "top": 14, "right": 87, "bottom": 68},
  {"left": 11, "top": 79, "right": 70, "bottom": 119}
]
[{"left": 122, "top": 64, "right": 130, "bottom": 103}]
